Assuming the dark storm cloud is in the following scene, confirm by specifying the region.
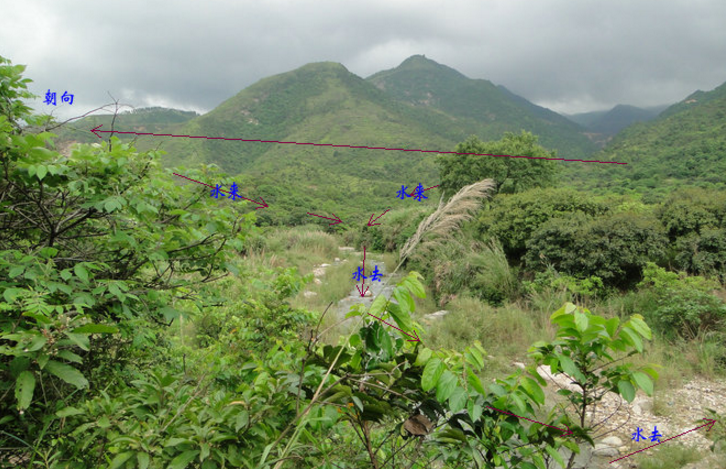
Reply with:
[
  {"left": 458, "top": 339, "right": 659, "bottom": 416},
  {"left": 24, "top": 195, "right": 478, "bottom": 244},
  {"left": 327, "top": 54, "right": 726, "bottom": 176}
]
[{"left": 3, "top": 0, "right": 726, "bottom": 119}]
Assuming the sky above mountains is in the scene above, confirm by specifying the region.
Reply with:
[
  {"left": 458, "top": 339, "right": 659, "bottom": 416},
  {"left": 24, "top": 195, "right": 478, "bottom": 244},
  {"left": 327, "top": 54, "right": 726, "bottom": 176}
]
[{"left": 4, "top": 0, "right": 726, "bottom": 120}]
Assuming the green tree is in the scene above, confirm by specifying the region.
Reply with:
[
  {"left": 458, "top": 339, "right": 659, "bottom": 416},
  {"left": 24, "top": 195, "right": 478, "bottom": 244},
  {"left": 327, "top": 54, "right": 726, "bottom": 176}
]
[
  {"left": 0, "top": 55, "right": 254, "bottom": 452},
  {"left": 437, "top": 131, "right": 559, "bottom": 198}
]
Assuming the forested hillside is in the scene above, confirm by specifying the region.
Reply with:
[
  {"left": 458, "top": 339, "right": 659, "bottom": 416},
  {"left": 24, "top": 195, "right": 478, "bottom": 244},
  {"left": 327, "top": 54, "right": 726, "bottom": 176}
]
[{"left": 573, "top": 81, "right": 726, "bottom": 197}]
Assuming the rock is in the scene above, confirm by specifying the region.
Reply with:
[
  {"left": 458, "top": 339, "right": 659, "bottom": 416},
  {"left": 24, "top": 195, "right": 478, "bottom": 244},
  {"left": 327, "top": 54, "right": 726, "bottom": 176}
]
[
  {"left": 321, "top": 263, "right": 331, "bottom": 267},
  {"left": 632, "top": 404, "right": 642, "bottom": 415},
  {"left": 593, "top": 443, "right": 619, "bottom": 457},
  {"left": 314, "top": 278, "right": 322, "bottom": 285},
  {"left": 425, "top": 310, "right": 449, "bottom": 319},
  {"left": 334, "top": 257, "right": 340, "bottom": 262},
  {"left": 303, "top": 291, "right": 317, "bottom": 298},
  {"left": 338, "top": 247, "right": 355, "bottom": 251},
  {"left": 602, "top": 436, "right": 623, "bottom": 447},
  {"left": 632, "top": 396, "right": 652, "bottom": 413},
  {"left": 364, "top": 289, "right": 373, "bottom": 297},
  {"left": 513, "top": 362, "right": 526, "bottom": 370}
]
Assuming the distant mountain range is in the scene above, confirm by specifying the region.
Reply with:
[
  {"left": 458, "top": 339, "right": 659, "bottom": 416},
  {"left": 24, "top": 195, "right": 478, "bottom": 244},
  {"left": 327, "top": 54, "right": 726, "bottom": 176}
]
[
  {"left": 573, "top": 81, "right": 726, "bottom": 195},
  {"left": 565, "top": 104, "right": 669, "bottom": 145},
  {"left": 53, "top": 55, "right": 725, "bottom": 219}
]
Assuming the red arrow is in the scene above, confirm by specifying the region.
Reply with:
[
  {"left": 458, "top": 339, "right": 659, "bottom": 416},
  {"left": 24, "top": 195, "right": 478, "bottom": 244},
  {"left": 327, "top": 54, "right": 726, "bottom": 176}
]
[
  {"left": 610, "top": 419, "right": 717, "bottom": 464},
  {"left": 408, "top": 185, "right": 440, "bottom": 197},
  {"left": 355, "top": 246, "right": 367, "bottom": 297},
  {"left": 485, "top": 406, "right": 573, "bottom": 437},
  {"left": 366, "top": 313, "right": 420, "bottom": 342},
  {"left": 88, "top": 125, "right": 626, "bottom": 165},
  {"left": 356, "top": 284, "right": 370, "bottom": 297},
  {"left": 367, "top": 209, "right": 390, "bottom": 227},
  {"left": 307, "top": 212, "right": 343, "bottom": 226},
  {"left": 171, "top": 172, "right": 268, "bottom": 209}
]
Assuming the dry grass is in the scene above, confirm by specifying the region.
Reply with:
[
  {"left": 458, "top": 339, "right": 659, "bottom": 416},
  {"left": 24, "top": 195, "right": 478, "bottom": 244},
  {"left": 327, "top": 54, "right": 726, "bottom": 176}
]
[{"left": 399, "top": 179, "right": 495, "bottom": 261}]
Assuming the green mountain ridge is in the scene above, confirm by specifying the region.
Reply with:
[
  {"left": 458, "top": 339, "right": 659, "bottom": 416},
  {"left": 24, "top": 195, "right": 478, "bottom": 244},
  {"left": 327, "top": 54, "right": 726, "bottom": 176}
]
[
  {"left": 576, "top": 80, "right": 726, "bottom": 196},
  {"left": 366, "top": 54, "right": 596, "bottom": 159}
]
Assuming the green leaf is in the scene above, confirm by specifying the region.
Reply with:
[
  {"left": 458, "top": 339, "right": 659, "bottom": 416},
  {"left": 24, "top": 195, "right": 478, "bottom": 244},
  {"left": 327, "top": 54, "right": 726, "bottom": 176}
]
[
  {"left": 574, "top": 310, "right": 589, "bottom": 332},
  {"left": 109, "top": 452, "right": 134, "bottom": 469},
  {"left": 628, "top": 315, "right": 652, "bottom": 340},
  {"left": 448, "top": 386, "right": 467, "bottom": 413},
  {"left": 44, "top": 360, "right": 88, "bottom": 389},
  {"left": 36, "top": 165, "right": 47, "bottom": 180},
  {"left": 520, "top": 377, "right": 545, "bottom": 405},
  {"left": 137, "top": 453, "right": 150, "bottom": 469},
  {"left": 421, "top": 358, "right": 445, "bottom": 392},
  {"left": 631, "top": 371, "right": 654, "bottom": 396},
  {"left": 369, "top": 295, "right": 387, "bottom": 316},
  {"left": 168, "top": 450, "right": 200, "bottom": 469},
  {"left": 620, "top": 328, "right": 643, "bottom": 353},
  {"left": 235, "top": 410, "right": 249, "bottom": 432},
  {"left": 72, "top": 324, "right": 119, "bottom": 334},
  {"left": 8, "top": 265, "right": 25, "bottom": 278},
  {"left": 15, "top": 371, "right": 35, "bottom": 410},
  {"left": 467, "top": 369, "right": 486, "bottom": 394},
  {"left": 3, "top": 287, "right": 24, "bottom": 303},
  {"left": 386, "top": 302, "right": 412, "bottom": 333},
  {"left": 545, "top": 445, "right": 565, "bottom": 468},
  {"left": 56, "top": 406, "right": 84, "bottom": 418},
  {"left": 414, "top": 347, "right": 432, "bottom": 367},
  {"left": 74, "top": 264, "right": 89, "bottom": 283},
  {"left": 64, "top": 332, "right": 90, "bottom": 351},
  {"left": 394, "top": 286, "right": 415, "bottom": 314},
  {"left": 467, "top": 401, "right": 483, "bottom": 422},
  {"left": 557, "top": 354, "right": 581, "bottom": 381},
  {"left": 57, "top": 350, "right": 83, "bottom": 364},
  {"left": 617, "top": 380, "right": 636, "bottom": 403},
  {"left": 511, "top": 392, "right": 527, "bottom": 414}
]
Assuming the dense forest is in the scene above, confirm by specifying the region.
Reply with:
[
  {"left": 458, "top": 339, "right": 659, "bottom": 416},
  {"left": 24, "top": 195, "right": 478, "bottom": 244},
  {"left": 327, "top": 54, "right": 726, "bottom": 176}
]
[{"left": 1, "top": 53, "right": 725, "bottom": 469}]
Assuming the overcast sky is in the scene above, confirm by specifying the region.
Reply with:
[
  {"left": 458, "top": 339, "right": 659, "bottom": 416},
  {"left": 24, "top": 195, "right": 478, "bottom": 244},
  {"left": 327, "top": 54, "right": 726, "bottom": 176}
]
[{"left": 4, "top": 0, "right": 726, "bottom": 120}]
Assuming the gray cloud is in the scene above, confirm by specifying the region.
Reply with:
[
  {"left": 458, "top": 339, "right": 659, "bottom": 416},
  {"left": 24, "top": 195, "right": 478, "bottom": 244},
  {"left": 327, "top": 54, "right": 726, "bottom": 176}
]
[{"left": 3, "top": 0, "right": 726, "bottom": 120}]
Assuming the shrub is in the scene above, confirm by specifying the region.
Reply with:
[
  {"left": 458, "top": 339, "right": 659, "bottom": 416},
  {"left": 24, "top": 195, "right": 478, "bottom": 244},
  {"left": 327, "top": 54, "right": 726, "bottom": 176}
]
[{"left": 637, "top": 263, "right": 726, "bottom": 339}]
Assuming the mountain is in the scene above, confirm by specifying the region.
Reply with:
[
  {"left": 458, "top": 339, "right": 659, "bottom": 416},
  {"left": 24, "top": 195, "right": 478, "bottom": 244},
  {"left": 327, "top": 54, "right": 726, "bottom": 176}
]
[
  {"left": 575, "top": 80, "right": 726, "bottom": 195},
  {"left": 54, "top": 57, "right": 602, "bottom": 225},
  {"left": 566, "top": 104, "right": 668, "bottom": 144},
  {"left": 366, "top": 55, "right": 596, "bottom": 159}
]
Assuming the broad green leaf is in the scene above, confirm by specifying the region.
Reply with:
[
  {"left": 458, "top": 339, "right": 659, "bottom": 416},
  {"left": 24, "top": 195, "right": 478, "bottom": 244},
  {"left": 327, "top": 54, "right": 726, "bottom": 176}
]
[
  {"left": 620, "top": 328, "right": 643, "bottom": 353},
  {"left": 352, "top": 396, "right": 364, "bottom": 412},
  {"left": 8, "top": 266, "right": 24, "bottom": 278},
  {"left": 369, "top": 295, "right": 387, "bottom": 316},
  {"left": 520, "top": 377, "right": 545, "bottom": 405},
  {"left": 56, "top": 406, "right": 84, "bottom": 418},
  {"left": 36, "top": 165, "right": 47, "bottom": 180},
  {"left": 64, "top": 332, "right": 90, "bottom": 351},
  {"left": 109, "top": 451, "right": 134, "bottom": 469},
  {"left": 57, "top": 350, "right": 83, "bottom": 364},
  {"left": 44, "top": 361, "right": 88, "bottom": 389},
  {"left": 421, "top": 358, "right": 445, "bottom": 392},
  {"left": 74, "top": 264, "right": 89, "bottom": 283},
  {"left": 386, "top": 302, "right": 412, "bottom": 333},
  {"left": 628, "top": 315, "right": 652, "bottom": 340},
  {"left": 448, "top": 386, "right": 467, "bottom": 412},
  {"left": 467, "top": 369, "right": 486, "bottom": 395},
  {"left": 235, "top": 410, "right": 249, "bottom": 432},
  {"left": 72, "top": 324, "right": 119, "bottom": 334},
  {"left": 3, "top": 287, "right": 23, "bottom": 303},
  {"left": 467, "top": 401, "right": 483, "bottom": 422},
  {"left": 414, "top": 348, "right": 432, "bottom": 367},
  {"left": 557, "top": 354, "right": 582, "bottom": 382},
  {"left": 15, "top": 371, "right": 35, "bottom": 410},
  {"left": 574, "top": 310, "right": 588, "bottom": 332},
  {"left": 137, "top": 453, "right": 150, "bottom": 469},
  {"left": 545, "top": 446, "right": 565, "bottom": 468},
  {"left": 394, "top": 286, "right": 415, "bottom": 314},
  {"left": 604, "top": 317, "right": 620, "bottom": 338},
  {"left": 631, "top": 371, "right": 653, "bottom": 396},
  {"left": 510, "top": 392, "right": 527, "bottom": 414},
  {"left": 617, "top": 380, "right": 636, "bottom": 403}
]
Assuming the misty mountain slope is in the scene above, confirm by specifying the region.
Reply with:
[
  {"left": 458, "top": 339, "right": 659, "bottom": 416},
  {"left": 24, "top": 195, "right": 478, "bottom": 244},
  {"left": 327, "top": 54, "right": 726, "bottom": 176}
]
[
  {"left": 567, "top": 104, "right": 668, "bottom": 139},
  {"left": 366, "top": 55, "right": 597, "bottom": 159},
  {"left": 574, "top": 80, "right": 726, "bottom": 195}
]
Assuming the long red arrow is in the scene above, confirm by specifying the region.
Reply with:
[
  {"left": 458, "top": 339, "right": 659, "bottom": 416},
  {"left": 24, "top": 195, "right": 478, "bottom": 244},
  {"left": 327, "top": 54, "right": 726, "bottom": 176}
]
[
  {"left": 609, "top": 419, "right": 717, "bottom": 464},
  {"left": 355, "top": 246, "right": 368, "bottom": 297},
  {"left": 366, "top": 312, "right": 420, "bottom": 342},
  {"left": 89, "top": 125, "right": 626, "bottom": 165},
  {"left": 486, "top": 406, "right": 573, "bottom": 437},
  {"left": 307, "top": 212, "right": 343, "bottom": 226},
  {"left": 172, "top": 173, "right": 268, "bottom": 209},
  {"left": 408, "top": 185, "right": 440, "bottom": 197},
  {"left": 367, "top": 209, "right": 390, "bottom": 227}
]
